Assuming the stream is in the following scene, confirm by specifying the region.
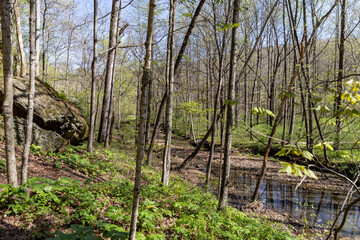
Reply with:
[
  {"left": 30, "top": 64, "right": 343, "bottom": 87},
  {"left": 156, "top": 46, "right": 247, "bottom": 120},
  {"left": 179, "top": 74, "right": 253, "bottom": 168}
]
[{"left": 227, "top": 170, "right": 360, "bottom": 238}]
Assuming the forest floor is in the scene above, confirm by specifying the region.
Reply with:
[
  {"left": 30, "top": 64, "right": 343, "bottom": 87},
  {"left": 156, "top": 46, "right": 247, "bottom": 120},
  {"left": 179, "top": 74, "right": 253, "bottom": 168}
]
[
  {"left": 0, "top": 129, "right": 355, "bottom": 240},
  {"left": 150, "top": 133, "right": 353, "bottom": 239}
]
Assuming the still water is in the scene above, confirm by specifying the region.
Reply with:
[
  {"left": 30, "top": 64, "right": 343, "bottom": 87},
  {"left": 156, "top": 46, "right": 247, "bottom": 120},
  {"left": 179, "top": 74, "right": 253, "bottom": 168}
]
[{"left": 227, "top": 170, "right": 360, "bottom": 237}]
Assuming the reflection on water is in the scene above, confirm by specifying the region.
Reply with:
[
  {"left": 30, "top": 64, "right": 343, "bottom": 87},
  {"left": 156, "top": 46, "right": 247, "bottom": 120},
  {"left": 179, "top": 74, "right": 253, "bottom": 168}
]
[{"left": 227, "top": 170, "right": 360, "bottom": 237}]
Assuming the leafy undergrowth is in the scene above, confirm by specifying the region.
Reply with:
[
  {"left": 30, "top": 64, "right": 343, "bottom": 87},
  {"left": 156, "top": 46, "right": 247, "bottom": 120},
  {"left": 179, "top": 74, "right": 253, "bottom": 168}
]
[{"left": 0, "top": 143, "right": 296, "bottom": 240}]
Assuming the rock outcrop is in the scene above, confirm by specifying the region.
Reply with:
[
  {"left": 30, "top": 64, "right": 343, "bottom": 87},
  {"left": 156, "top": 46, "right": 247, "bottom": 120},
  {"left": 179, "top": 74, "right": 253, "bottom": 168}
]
[{"left": 0, "top": 77, "right": 89, "bottom": 151}]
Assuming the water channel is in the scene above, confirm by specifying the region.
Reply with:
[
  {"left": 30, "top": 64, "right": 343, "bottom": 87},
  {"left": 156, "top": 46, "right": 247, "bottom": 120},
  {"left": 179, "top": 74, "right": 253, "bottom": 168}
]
[{"left": 225, "top": 170, "right": 360, "bottom": 238}]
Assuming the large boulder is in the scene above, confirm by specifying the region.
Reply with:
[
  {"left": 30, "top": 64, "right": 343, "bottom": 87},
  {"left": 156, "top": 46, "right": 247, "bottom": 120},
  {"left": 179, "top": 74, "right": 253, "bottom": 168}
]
[{"left": 0, "top": 77, "right": 89, "bottom": 151}]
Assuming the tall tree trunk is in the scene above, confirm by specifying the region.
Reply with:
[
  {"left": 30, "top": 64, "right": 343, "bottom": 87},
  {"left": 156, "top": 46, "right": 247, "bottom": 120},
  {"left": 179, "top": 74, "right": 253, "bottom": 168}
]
[
  {"left": 35, "top": 1, "right": 40, "bottom": 78},
  {"left": 252, "top": 42, "right": 305, "bottom": 202},
  {"left": 146, "top": 0, "right": 206, "bottom": 159},
  {"left": 334, "top": 0, "right": 346, "bottom": 150},
  {"left": 218, "top": 0, "right": 239, "bottom": 210},
  {"left": 146, "top": 92, "right": 166, "bottom": 165},
  {"left": 281, "top": 1, "right": 288, "bottom": 145},
  {"left": 251, "top": 0, "right": 338, "bottom": 201},
  {"left": 64, "top": 30, "right": 72, "bottom": 95},
  {"left": 250, "top": 49, "right": 261, "bottom": 141},
  {"left": 162, "top": 0, "right": 177, "bottom": 186},
  {"left": 243, "top": 32, "right": 249, "bottom": 125},
  {"left": 87, "top": 0, "right": 98, "bottom": 153},
  {"left": 205, "top": 55, "right": 224, "bottom": 189},
  {"left": 21, "top": 0, "right": 37, "bottom": 185},
  {"left": 13, "top": 0, "right": 27, "bottom": 77},
  {"left": 105, "top": 0, "right": 122, "bottom": 148},
  {"left": 97, "top": 0, "right": 120, "bottom": 143},
  {"left": 1, "top": 0, "right": 18, "bottom": 187},
  {"left": 116, "top": 75, "right": 122, "bottom": 130},
  {"left": 145, "top": 68, "right": 152, "bottom": 145},
  {"left": 217, "top": 97, "right": 225, "bottom": 198},
  {"left": 129, "top": 0, "right": 156, "bottom": 238},
  {"left": 302, "top": 0, "right": 314, "bottom": 151},
  {"left": 42, "top": 0, "right": 48, "bottom": 81},
  {"left": 176, "top": 0, "right": 279, "bottom": 172},
  {"left": 204, "top": 1, "right": 229, "bottom": 188}
]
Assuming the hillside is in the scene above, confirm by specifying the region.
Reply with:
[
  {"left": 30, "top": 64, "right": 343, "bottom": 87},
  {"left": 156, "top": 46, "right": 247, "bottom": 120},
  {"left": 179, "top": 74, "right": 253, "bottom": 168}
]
[{"left": 0, "top": 127, "right": 297, "bottom": 240}]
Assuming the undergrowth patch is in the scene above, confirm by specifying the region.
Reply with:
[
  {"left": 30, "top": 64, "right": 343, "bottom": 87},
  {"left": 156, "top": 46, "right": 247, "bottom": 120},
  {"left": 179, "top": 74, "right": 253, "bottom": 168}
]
[{"left": 0, "top": 142, "right": 296, "bottom": 239}]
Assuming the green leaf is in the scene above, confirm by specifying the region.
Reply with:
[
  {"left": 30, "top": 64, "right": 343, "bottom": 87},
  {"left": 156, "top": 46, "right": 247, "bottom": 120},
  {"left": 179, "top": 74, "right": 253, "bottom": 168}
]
[
  {"left": 275, "top": 149, "right": 288, "bottom": 157},
  {"left": 0, "top": 184, "right": 11, "bottom": 189},
  {"left": 291, "top": 149, "right": 301, "bottom": 156},
  {"left": 278, "top": 162, "right": 293, "bottom": 175},
  {"left": 264, "top": 109, "right": 275, "bottom": 117},
  {"left": 314, "top": 143, "right": 323, "bottom": 150},
  {"left": 307, "top": 169, "right": 318, "bottom": 180},
  {"left": 294, "top": 167, "right": 303, "bottom": 177},
  {"left": 250, "top": 107, "right": 274, "bottom": 117},
  {"left": 323, "top": 142, "right": 334, "bottom": 151},
  {"left": 44, "top": 186, "right": 53, "bottom": 192},
  {"left": 301, "top": 150, "right": 313, "bottom": 160}
]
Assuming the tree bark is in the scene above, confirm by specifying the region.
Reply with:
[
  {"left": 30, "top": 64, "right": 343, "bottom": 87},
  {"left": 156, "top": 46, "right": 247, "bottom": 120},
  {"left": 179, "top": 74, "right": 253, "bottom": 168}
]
[
  {"left": 162, "top": 0, "right": 177, "bottom": 187},
  {"left": 146, "top": 0, "right": 206, "bottom": 160},
  {"left": 176, "top": 0, "right": 279, "bottom": 172},
  {"left": 129, "top": 0, "right": 156, "bottom": 238},
  {"left": 173, "top": 105, "right": 225, "bottom": 171},
  {"left": 13, "top": 0, "right": 27, "bottom": 77},
  {"left": 218, "top": 0, "right": 239, "bottom": 210},
  {"left": 97, "top": 0, "right": 120, "bottom": 143},
  {"left": 1, "top": 0, "right": 18, "bottom": 187},
  {"left": 21, "top": 0, "right": 37, "bottom": 185},
  {"left": 251, "top": 0, "right": 339, "bottom": 201},
  {"left": 42, "top": 0, "right": 48, "bottom": 81},
  {"left": 146, "top": 92, "right": 166, "bottom": 165},
  {"left": 35, "top": 1, "right": 40, "bottom": 78},
  {"left": 105, "top": 0, "right": 122, "bottom": 148},
  {"left": 334, "top": 0, "right": 346, "bottom": 150},
  {"left": 87, "top": 0, "right": 98, "bottom": 153},
  {"left": 204, "top": 3, "right": 229, "bottom": 187}
]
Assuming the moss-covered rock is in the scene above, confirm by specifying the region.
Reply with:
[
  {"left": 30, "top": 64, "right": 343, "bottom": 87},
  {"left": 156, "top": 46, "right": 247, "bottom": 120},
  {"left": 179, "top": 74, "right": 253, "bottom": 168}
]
[{"left": 0, "top": 77, "right": 89, "bottom": 151}]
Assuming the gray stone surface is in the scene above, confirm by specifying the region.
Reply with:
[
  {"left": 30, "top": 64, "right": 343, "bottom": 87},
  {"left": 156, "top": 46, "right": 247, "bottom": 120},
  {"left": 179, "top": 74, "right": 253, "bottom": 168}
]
[{"left": 0, "top": 77, "right": 89, "bottom": 151}]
